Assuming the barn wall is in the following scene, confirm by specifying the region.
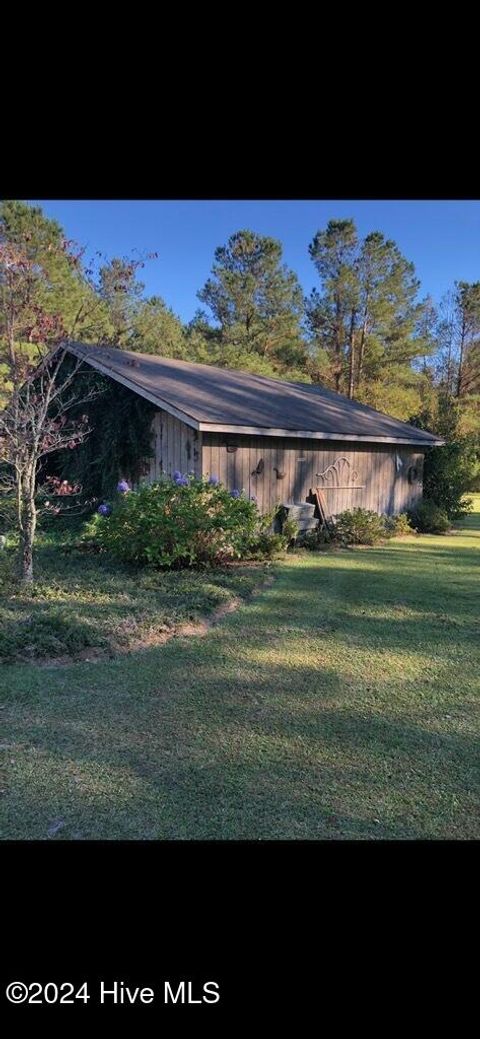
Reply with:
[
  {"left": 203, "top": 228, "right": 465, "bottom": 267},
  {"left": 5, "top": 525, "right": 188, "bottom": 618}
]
[
  {"left": 201, "top": 433, "right": 425, "bottom": 516},
  {"left": 142, "top": 409, "right": 202, "bottom": 483}
]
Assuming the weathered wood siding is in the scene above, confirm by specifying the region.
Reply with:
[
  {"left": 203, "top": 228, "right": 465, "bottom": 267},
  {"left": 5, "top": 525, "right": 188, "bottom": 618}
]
[
  {"left": 201, "top": 433, "right": 425, "bottom": 516},
  {"left": 143, "top": 409, "right": 202, "bottom": 483}
]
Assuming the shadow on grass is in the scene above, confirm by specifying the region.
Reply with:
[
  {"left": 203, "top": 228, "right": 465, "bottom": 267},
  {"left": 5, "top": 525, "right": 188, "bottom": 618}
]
[
  {"left": 2, "top": 653, "right": 479, "bottom": 840},
  {"left": 1, "top": 514, "right": 479, "bottom": 839}
]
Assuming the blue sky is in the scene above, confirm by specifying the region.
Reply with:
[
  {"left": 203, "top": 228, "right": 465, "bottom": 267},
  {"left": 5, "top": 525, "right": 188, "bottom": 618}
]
[{"left": 31, "top": 200, "right": 480, "bottom": 322}]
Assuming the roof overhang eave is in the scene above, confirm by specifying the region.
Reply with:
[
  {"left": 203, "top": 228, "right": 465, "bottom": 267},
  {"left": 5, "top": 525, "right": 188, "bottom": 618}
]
[{"left": 198, "top": 422, "right": 445, "bottom": 447}]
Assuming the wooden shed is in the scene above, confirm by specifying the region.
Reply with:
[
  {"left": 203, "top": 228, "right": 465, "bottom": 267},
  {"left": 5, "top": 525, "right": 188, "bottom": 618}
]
[{"left": 65, "top": 342, "right": 444, "bottom": 517}]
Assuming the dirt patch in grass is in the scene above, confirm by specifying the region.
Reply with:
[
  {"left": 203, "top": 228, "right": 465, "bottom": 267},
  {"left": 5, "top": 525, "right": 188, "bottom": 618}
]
[
  {"left": 0, "top": 531, "right": 273, "bottom": 665},
  {"left": 35, "top": 574, "right": 276, "bottom": 667}
]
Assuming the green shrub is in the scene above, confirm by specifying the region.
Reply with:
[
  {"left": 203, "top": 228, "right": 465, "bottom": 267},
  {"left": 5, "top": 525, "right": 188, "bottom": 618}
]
[
  {"left": 333, "top": 508, "right": 387, "bottom": 546},
  {"left": 0, "top": 550, "right": 15, "bottom": 589},
  {"left": 247, "top": 532, "right": 288, "bottom": 559},
  {"left": 82, "top": 475, "right": 264, "bottom": 568},
  {"left": 383, "top": 513, "right": 414, "bottom": 537},
  {"left": 301, "top": 527, "right": 332, "bottom": 550},
  {"left": 423, "top": 439, "right": 475, "bottom": 520},
  {"left": 281, "top": 517, "right": 300, "bottom": 543},
  {"left": 408, "top": 499, "right": 450, "bottom": 534},
  {"left": 0, "top": 494, "right": 16, "bottom": 535}
]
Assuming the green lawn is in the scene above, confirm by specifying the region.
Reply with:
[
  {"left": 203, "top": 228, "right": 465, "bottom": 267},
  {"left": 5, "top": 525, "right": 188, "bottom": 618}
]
[
  {"left": 0, "top": 527, "right": 269, "bottom": 663},
  {"left": 1, "top": 499, "right": 479, "bottom": 840}
]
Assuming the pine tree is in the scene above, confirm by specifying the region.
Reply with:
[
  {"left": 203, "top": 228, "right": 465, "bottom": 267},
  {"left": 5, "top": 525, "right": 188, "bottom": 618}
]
[
  {"left": 306, "top": 220, "right": 435, "bottom": 417},
  {"left": 131, "top": 296, "right": 186, "bottom": 357},
  {"left": 198, "top": 230, "right": 306, "bottom": 375},
  {"left": 306, "top": 219, "right": 359, "bottom": 395},
  {"left": 98, "top": 257, "right": 145, "bottom": 348}
]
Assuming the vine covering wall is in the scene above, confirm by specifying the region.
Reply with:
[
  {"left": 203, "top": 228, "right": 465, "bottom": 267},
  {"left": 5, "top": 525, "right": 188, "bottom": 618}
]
[{"left": 50, "top": 367, "right": 157, "bottom": 502}]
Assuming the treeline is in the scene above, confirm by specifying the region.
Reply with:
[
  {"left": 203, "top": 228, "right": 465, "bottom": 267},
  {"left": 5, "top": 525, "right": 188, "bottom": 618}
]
[{"left": 1, "top": 200, "right": 479, "bottom": 440}]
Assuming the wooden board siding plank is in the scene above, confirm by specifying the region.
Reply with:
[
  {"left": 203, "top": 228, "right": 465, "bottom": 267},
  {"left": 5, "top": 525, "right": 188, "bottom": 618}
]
[
  {"left": 185, "top": 424, "right": 195, "bottom": 477},
  {"left": 186, "top": 424, "right": 193, "bottom": 475},
  {"left": 202, "top": 435, "right": 211, "bottom": 480},
  {"left": 240, "top": 442, "right": 251, "bottom": 501},
  {"left": 162, "top": 412, "right": 169, "bottom": 476},
  {"left": 261, "top": 440, "right": 271, "bottom": 511},
  {"left": 193, "top": 430, "right": 202, "bottom": 477},
  {"left": 180, "top": 422, "right": 187, "bottom": 475},
  {"left": 249, "top": 439, "right": 262, "bottom": 513},
  {"left": 153, "top": 411, "right": 161, "bottom": 480},
  {"left": 174, "top": 415, "right": 182, "bottom": 474},
  {"left": 270, "top": 442, "right": 279, "bottom": 508},
  {"left": 175, "top": 416, "right": 182, "bottom": 474},
  {"left": 167, "top": 414, "right": 174, "bottom": 474},
  {"left": 217, "top": 437, "right": 228, "bottom": 488},
  {"left": 153, "top": 413, "right": 160, "bottom": 482},
  {"left": 226, "top": 439, "right": 237, "bottom": 492}
]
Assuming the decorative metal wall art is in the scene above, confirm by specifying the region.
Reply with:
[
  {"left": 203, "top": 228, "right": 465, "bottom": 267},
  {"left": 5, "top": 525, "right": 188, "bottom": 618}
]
[{"left": 315, "top": 456, "right": 365, "bottom": 489}]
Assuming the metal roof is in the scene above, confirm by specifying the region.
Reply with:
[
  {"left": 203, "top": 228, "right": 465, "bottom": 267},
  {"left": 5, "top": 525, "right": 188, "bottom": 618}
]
[{"left": 64, "top": 342, "right": 444, "bottom": 447}]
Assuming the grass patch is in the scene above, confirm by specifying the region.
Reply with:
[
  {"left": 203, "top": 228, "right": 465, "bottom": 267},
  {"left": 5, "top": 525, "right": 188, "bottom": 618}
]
[
  {"left": 0, "top": 526, "right": 270, "bottom": 663},
  {"left": 0, "top": 500, "right": 479, "bottom": 840}
]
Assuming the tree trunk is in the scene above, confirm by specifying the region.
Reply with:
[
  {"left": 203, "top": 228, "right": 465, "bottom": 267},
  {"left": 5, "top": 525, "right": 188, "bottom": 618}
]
[
  {"left": 348, "top": 309, "right": 356, "bottom": 399},
  {"left": 357, "top": 306, "right": 368, "bottom": 387},
  {"left": 334, "top": 301, "right": 342, "bottom": 393},
  {"left": 456, "top": 317, "right": 466, "bottom": 397},
  {"left": 19, "top": 475, "right": 37, "bottom": 584}
]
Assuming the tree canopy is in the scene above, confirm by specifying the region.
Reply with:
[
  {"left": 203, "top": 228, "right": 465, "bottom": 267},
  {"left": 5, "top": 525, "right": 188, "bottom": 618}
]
[{"left": 1, "top": 200, "right": 479, "bottom": 437}]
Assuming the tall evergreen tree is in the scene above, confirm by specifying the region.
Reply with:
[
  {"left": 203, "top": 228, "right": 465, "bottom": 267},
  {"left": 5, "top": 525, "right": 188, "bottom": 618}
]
[
  {"left": 306, "top": 220, "right": 435, "bottom": 417},
  {"left": 131, "top": 296, "right": 186, "bottom": 357},
  {"left": 198, "top": 230, "right": 306, "bottom": 375},
  {"left": 436, "top": 283, "right": 480, "bottom": 400},
  {"left": 454, "top": 282, "right": 480, "bottom": 397},
  {"left": 306, "top": 219, "right": 359, "bottom": 395},
  {"left": 98, "top": 257, "right": 146, "bottom": 348}
]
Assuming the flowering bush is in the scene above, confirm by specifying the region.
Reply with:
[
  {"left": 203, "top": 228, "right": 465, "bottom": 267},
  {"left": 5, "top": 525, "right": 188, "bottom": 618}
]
[{"left": 84, "top": 474, "right": 275, "bottom": 568}]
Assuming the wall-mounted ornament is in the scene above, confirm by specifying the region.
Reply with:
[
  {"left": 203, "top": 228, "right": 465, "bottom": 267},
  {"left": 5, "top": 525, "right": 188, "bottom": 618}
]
[
  {"left": 273, "top": 467, "right": 285, "bottom": 480},
  {"left": 395, "top": 453, "right": 403, "bottom": 472},
  {"left": 226, "top": 444, "right": 238, "bottom": 453},
  {"left": 251, "top": 458, "right": 264, "bottom": 476},
  {"left": 316, "top": 456, "right": 364, "bottom": 489},
  {"left": 407, "top": 465, "right": 419, "bottom": 484}
]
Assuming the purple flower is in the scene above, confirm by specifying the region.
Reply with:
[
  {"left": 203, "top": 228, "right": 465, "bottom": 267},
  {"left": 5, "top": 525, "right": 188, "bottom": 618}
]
[
  {"left": 97, "top": 503, "right": 112, "bottom": 517},
  {"left": 208, "top": 475, "right": 220, "bottom": 486},
  {"left": 117, "top": 479, "right": 130, "bottom": 493},
  {"left": 230, "top": 489, "right": 241, "bottom": 498},
  {"left": 173, "top": 470, "right": 189, "bottom": 486}
]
